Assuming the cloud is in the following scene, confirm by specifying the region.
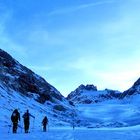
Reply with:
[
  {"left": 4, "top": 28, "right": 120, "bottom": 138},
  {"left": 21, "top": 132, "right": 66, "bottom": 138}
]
[
  {"left": 48, "top": 0, "right": 114, "bottom": 16},
  {"left": 67, "top": 56, "right": 140, "bottom": 91},
  {"left": 26, "top": 28, "right": 66, "bottom": 47},
  {"left": 0, "top": 10, "right": 28, "bottom": 60},
  {"left": 0, "top": 36, "right": 28, "bottom": 59},
  {"left": 1, "top": 0, "right": 139, "bottom": 95},
  {"left": 97, "top": 68, "right": 140, "bottom": 91},
  {"left": 27, "top": 29, "right": 49, "bottom": 44}
]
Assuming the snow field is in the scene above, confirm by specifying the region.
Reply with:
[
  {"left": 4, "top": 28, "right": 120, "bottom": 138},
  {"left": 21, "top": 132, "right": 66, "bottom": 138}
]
[{"left": 1, "top": 127, "right": 140, "bottom": 140}]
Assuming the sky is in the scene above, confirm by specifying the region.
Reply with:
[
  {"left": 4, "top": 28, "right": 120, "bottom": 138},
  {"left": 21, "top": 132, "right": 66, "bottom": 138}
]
[{"left": 0, "top": 0, "right": 140, "bottom": 96}]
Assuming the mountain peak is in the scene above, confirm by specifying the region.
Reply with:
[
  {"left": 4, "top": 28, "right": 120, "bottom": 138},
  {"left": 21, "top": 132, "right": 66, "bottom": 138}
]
[
  {"left": 78, "top": 84, "right": 97, "bottom": 91},
  {"left": 67, "top": 84, "right": 121, "bottom": 104},
  {"left": 0, "top": 49, "right": 17, "bottom": 67}
]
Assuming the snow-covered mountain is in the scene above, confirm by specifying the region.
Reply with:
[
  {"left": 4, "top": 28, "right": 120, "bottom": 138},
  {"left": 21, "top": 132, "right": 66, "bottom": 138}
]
[
  {"left": 67, "top": 84, "right": 121, "bottom": 104},
  {"left": 0, "top": 49, "right": 75, "bottom": 127},
  {"left": 120, "top": 78, "right": 140, "bottom": 99},
  {"left": 0, "top": 49, "right": 67, "bottom": 104},
  {"left": 1, "top": 48, "right": 140, "bottom": 129},
  {"left": 67, "top": 80, "right": 140, "bottom": 128},
  {"left": 66, "top": 84, "right": 140, "bottom": 128}
]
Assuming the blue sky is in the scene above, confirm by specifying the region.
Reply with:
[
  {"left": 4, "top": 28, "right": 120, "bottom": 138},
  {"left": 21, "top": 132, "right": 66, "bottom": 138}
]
[{"left": 0, "top": 0, "right": 140, "bottom": 96}]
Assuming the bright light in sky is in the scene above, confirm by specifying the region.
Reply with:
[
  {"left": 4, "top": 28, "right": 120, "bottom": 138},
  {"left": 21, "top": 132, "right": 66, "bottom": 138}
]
[{"left": 0, "top": 0, "right": 140, "bottom": 96}]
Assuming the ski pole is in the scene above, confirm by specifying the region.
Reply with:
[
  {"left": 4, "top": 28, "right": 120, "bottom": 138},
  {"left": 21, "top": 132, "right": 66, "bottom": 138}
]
[
  {"left": 47, "top": 123, "right": 49, "bottom": 132},
  {"left": 41, "top": 125, "right": 42, "bottom": 132},
  {"left": 32, "top": 118, "right": 35, "bottom": 132},
  {"left": 8, "top": 124, "right": 11, "bottom": 133},
  {"left": 20, "top": 121, "right": 22, "bottom": 133}
]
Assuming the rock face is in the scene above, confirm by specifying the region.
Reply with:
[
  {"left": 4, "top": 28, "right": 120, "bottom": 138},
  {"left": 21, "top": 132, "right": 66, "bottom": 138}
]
[
  {"left": 120, "top": 78, "right": 140, "bottom": 99},
  {"left": 67, "top": 84, "right": 97, "bottom": 99},
  {"left": 67, "top": 84, "right": 121, "bottom": 104},
  {"left": 0, "top": 49, "right": 69, "bottom": 105}
]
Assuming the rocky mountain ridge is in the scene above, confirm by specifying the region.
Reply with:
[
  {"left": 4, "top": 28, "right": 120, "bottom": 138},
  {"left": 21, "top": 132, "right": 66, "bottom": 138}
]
[
  {"left": 67, "top": 84, "right": 121, "bottom": 104},
  {"left": 120, "top": 78, "right": 140, "bottom": 99},
  {"left": 0, "top": 49, "right": 67, "bottom": 104}
]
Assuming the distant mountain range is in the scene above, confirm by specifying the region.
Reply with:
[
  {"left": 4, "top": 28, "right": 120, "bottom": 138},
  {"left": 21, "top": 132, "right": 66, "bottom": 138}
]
[{"left": 67, "top": 80, "right": 140, "bottom": 105}]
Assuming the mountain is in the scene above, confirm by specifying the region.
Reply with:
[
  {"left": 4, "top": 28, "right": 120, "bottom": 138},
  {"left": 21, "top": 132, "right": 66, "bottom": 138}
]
[
  {"left": 67, "top": 84, "right": 121, "bottom": 104},
  {"left": 120, "top": 78, "right": 140, "bottom": 99},
  {"left": 1, "top": 48, "right": 140, "bottom": 129},
  {"left": 0, "top": 49, "right": 75, "bottom": 127},
  {"left": 67, "top": 83, "right": 140, "bottom": 128},
  {"left": 0, "top": 49, "right": 65, "bottom": 104}
]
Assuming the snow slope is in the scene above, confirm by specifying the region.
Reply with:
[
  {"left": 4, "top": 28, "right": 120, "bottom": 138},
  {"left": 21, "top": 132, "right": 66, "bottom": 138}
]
[
  {"left": 0, "top": 49, "right": 76, "bottom": 127},
  {"left": 0, "top": 81, "right": 76, "bottom": 129}
]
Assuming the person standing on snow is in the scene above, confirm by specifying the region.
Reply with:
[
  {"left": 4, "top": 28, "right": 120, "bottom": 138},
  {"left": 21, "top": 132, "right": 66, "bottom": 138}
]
[
  {"left": 22, "top": 110, "right": 35, "bottom": 133},
  {"left": 42, "top": 116, "right": 48, "bottom": 132},
  {"left": 11, "top": 109, "right": 20, "bottom": 133}
]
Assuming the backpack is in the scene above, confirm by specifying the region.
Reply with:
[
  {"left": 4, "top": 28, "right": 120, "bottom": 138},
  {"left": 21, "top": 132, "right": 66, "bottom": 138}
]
[
  {"left": 11, "top": 112, "right": 17, "bottom": 122},
  {"left": 42, "top": 117, "right": 48, "bottom": 125},
  {"left": 23, "top": 113, "right": 29, "bottom": 121}
]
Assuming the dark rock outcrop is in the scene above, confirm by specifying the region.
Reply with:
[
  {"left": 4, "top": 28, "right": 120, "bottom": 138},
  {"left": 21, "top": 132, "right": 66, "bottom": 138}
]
[{"left": 0, "top": 49, "right": 66, "bottom": 104}]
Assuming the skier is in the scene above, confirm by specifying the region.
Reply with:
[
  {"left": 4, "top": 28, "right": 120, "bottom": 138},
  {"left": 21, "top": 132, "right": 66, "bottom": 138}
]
[
  {"left": 22, "top": 110, "right": 35, "bottom": 133},
  {"left": 11, "top": 109, "right": 20, "bottom": 133},
  {"left": 42, "top": 116, "right": 48, "bottom": 132}
]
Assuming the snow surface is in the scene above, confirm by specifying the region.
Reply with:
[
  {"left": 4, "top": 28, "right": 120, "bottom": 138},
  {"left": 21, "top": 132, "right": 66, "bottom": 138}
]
[
  {"left": 76, "top": 99, "right": 140, "bottom": 127},
  {"left": 0, "top": 81, "right": 73, "bottom": 128},
  {"left": 1, "top": 83, "right": 140, "bottom": 139},
  {"left": 1, "top": 126, "right": 140, "bottom": 140}
]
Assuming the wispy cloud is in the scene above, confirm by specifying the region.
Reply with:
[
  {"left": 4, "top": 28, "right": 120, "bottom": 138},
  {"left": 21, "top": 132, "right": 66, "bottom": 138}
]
[
  {"left": 48, "top": 0, "right": 114, "bottom": 16},
  {"left": 0, "top": 35, "right": 28, "bottom": 61},
  {"left": 1, "top": 0, "right": 140, "bottom": 95},
  {"left": 67, "top": 56, "right": 140, "bottom": 91},
  {"left": 0, "top": 11, "right": 28, "bottom": 59}
]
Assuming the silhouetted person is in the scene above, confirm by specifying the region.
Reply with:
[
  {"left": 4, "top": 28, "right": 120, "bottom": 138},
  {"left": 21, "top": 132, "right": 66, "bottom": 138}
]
[
  {"left": 22, "top": 110, "right": 35, "bottom": 133},
  {"left": 42, "top": 116, "right": 48, "bottom": 132},
  {"left": 11, "top": 109, "right": 20, "bottom": 133}
]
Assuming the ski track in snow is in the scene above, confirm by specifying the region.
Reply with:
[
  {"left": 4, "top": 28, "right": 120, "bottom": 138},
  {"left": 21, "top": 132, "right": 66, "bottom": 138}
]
[{"left": 1, "top": 128, "right": 140, "bottom": 140}]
